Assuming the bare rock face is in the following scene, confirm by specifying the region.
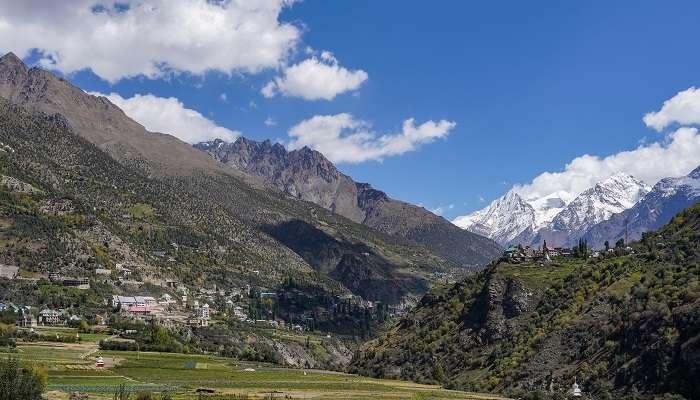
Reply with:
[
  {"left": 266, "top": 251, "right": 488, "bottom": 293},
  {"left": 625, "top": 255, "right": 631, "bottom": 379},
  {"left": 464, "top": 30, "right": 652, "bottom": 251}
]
[
  {"left": 195, "top": 138, "right": 502, "bottom": 266},
  {"left": 474, "top": 275, "right": 538, "bottom": 342}
]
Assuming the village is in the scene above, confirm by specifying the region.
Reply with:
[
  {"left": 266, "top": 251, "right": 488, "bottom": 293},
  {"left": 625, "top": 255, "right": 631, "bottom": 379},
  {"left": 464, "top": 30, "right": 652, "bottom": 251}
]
[
  {"left": 501, "top": 238, "right": 636, "bottom": 264},
  {"left": 0, "top": 255, "right": 401, "bottom": 344}
]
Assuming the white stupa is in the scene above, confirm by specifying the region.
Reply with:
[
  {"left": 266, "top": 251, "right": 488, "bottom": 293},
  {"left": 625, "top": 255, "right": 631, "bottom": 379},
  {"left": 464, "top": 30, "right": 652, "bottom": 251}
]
[{"left": 571, "top": 378, "right": 582, "bottom": 397}]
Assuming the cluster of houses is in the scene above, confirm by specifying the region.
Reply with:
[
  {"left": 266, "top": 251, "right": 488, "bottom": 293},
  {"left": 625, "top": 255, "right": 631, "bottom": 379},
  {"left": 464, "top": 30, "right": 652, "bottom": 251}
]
[
  {"left": 503, "top": 242, "right": 638, "bottom": 264},
  {"left": 502, "top": 244, "right": 573, "bottom": 263},
  {"left": 0, "top": 301, "right": 106, "bottom": 328},
  {"left": 0, "top": 254, "right": 384, "bottom": 336}
]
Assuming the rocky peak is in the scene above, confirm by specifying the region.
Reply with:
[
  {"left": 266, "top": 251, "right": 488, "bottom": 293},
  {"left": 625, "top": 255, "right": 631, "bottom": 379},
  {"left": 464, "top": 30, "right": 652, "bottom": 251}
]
[
  {"left": 0, "top": 52, "right": 27, "bottom": 72},
  {"left": 0, "top": 52, "right": 30, "bottom": 99},
  {"left": 688, "top": 164, "right": 700, "bottom": 180},
  {"left": 194, "top": 136, "right": 502, "bottom": 265}
]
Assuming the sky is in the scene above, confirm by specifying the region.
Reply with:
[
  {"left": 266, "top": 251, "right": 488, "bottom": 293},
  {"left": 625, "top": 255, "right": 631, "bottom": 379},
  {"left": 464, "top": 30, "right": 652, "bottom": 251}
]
[{"left": 1, "top": 0, "right": 700, "bottom": 221}]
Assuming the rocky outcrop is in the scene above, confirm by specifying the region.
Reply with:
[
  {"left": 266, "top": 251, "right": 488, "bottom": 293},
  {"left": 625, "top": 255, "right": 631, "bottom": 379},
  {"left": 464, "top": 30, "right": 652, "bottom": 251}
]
[{"left": 196, "top": 138, "right": 502, "bottom": 266}]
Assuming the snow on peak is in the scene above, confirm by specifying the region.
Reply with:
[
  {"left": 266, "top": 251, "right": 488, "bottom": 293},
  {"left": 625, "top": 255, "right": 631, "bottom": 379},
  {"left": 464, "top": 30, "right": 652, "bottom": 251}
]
[
  {"left": 453, "top": 189, "right": 537, "bottom": 244},
  {"left": 549, "top": 173, "right": 650, "bottom": 233},
  {"left": 655, "top": 164, "right": 700, "bottom": 198},
  {"left": 454, "top": 172, "right": 653, "bottom": 246}
]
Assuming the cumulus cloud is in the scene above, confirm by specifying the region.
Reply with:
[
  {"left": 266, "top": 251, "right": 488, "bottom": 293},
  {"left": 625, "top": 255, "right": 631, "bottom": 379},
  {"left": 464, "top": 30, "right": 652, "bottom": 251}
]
[
  {"left": 92, "top": 92, "right": 240, "bottom": 143},
  {"left": 643, "top": 87, "right": 700, "bottom": 131},
  {"left": 453, "top": 87, "right": 700, "bottom": 227},
  {"left": 287, "top": 113, "right": 455, "bottom": 163},
  {"left": 0, "top": 0, "right": 300, "bottom": 82},
  {"left": 264, "top": 117, "right": 277, "bottom": 126},
  {"left": 262, "top": 51, "right": 368, "bottom": 100},
  {"left": 513, "top": 126, "right": 700, "bottom": 200}
]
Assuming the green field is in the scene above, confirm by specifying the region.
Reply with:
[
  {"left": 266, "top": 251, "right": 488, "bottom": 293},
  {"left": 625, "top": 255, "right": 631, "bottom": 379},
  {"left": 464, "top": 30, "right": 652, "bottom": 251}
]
[{"left": 5, "top": 327, "right": 508, "bottom": 400}]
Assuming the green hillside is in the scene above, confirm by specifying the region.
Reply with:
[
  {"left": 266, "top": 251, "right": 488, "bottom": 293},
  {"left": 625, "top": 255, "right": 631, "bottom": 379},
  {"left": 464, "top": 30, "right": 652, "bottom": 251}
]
[
  {"left": 0, "top": 95, "right": 457, "bottom": 308},
  {"left": 351, "top": 204, "right": 700, "bottom": 399}
]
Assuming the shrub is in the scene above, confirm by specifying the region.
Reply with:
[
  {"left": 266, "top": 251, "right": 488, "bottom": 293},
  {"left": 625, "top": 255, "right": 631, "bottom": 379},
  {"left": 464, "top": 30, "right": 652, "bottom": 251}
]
[{"left": 0, "top": 357, "right": 47, "bottom": 400}]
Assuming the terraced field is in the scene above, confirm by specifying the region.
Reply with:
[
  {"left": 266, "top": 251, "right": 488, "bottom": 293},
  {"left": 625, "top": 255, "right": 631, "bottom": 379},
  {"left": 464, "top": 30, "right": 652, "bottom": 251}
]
[{"left": 3, "top": 327, "right": 508, "bottom": 400}]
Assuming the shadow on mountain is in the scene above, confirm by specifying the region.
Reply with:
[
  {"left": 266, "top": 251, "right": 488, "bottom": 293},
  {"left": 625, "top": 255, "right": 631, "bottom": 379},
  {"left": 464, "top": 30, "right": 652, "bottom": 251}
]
[{"left": 262, "top": 219, "right": 426, "bottom": 304}]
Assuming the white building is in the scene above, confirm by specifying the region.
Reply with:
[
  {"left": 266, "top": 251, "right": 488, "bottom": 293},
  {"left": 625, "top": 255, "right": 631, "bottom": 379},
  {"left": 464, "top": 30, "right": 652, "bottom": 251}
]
[
  {"left": 111, "top": 295, "right": 154, "bottom": 310},
  {"left": 571, "top": 379, "right": 582, "bottom": 397},
  {"left": 196, "top": 303, "right": 210, "bottom": 320}
]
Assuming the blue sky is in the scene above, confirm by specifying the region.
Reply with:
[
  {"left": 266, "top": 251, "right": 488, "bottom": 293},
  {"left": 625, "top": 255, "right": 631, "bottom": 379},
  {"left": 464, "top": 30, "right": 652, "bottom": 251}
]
[{"left": 4, "top": 0, "right": 700, "bottom": 220}]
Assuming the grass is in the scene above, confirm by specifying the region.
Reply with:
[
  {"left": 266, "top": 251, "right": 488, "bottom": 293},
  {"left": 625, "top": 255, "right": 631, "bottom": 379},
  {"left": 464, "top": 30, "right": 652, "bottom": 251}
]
[
  {"left": 3, "top": 327, "right": 509, "bottom": 399},
  {"left": 497, "top": 260, "right": 579, "bottom": 290},
  {"left": 128, "top": 203, "right": 156, "bottom": 220}
]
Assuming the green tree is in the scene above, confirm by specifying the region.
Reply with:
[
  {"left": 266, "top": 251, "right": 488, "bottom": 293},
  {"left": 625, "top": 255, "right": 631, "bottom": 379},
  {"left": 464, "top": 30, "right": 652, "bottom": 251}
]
[
  {"left": 433, "top": 359, "right": 446, "bottom": 382},
  {"left": 0, "top": 357, "right": 47, "bottom": 400}
]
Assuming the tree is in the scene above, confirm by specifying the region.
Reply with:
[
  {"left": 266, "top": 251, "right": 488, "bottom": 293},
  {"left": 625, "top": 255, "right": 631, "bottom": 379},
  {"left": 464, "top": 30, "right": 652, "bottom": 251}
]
[
  {"left": 604, "top": 240, "right": 610, "bottom": 252},
  {"left": 0, "top": 357, "right": 47, "bottom": 400},
  {"left": 615, "top": 238, "right": 625, "bottom": 249},
  {"left": 574, "top": 238, "right": 589, "bottom": 258},
  {"left": 433, "top": 360, "right": 446, "bottom": 382}
]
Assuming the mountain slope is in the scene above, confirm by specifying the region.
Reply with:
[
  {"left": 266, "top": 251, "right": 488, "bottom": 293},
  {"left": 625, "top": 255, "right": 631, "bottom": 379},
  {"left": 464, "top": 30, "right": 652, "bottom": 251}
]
[
  {"left": 583, "top": 166, "right": 700, "bottom": 249},
  {"left": 0, "top": 96, "right": 318, "bottom": 296},
  {"left": 0, "top": 52, "right": 459, "bottom": 304},
  {"left": 352, "top": 203, "right": 700, "bottom": 399},
  {"left": 195, "top": 138, "right": 501, "bottom": 266}
]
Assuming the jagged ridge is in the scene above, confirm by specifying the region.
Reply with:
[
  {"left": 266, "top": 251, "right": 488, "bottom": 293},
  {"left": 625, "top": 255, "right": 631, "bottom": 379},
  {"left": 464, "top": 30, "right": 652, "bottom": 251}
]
[{"left": 195, "top": 137, "right": 502, "bottom": 266}]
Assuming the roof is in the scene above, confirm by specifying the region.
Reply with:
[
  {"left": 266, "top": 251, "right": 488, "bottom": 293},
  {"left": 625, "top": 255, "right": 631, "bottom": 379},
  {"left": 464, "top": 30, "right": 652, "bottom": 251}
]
[
  {"left": 127, "top": 305, "right": 152, "bottom": 313},
  {"left": 113, "top": 295, "right": 153, "bottom": 304}
]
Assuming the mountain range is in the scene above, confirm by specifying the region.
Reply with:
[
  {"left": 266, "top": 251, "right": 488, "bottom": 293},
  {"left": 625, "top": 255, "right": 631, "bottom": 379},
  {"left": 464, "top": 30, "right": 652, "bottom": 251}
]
[
  {"left": 195, "top": 138, "right": 501, "bottom": 266},
  {"left": 583, "top": 165, "right": 700, "bottom": 249},
  {"left": 0, "top": 52, "right": 500, "bottom": 307},
  {"left": 454, "top": 170, "right": 700, "bottom": 249}
]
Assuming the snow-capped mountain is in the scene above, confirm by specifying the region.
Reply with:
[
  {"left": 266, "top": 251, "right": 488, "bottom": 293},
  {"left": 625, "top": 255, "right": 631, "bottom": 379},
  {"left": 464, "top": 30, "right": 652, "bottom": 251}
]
[
  {"left": 534, "top": 173, "right": 650, "bottom": 247},
  {"left": 452, "top": 189, "right": 572, "bottom": 246},
  {"left": 454, "top": 172, "right": 652, "bottom": 247},
  {"left": 583, "top": 165, "right": 700, "bottom": 249},
  {"left": 453, "top": 190, "right": 536, "bottom": 245}
]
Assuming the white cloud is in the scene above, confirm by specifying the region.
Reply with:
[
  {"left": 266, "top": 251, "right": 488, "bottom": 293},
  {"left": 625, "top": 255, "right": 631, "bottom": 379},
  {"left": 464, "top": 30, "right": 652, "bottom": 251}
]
[
  {"left": 430, "top": 204, "right": 454, "bottom": 216},
  {"left": 92, "top": 92, "right": 240, "bottom": 143},
  {"left": 219, "top": 93, "right": 227, "bottom": 102},
  {"left": 644, "top": 87, "right": 700, "bottom": 131},
  {"left": 262, "top": 51, "right": 368, "bottom": 100},
  {"left": 513, "top": 127, "right": 700, "bottom": 200},
  {"left": 453, "top": 87, "right": 700, "bottom": 226},
  {"left": 0, "top": 0, "right": 300, "bottom": 82},
  {"left": 264, "top": 117, "right": 277, "bottom": 126},
  {"left": 287, "top": 113, "right": 455, "bottom": 163}
]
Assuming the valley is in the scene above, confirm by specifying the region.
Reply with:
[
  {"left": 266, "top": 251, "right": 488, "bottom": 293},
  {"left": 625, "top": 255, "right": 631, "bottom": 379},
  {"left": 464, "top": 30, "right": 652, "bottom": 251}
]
[{"left": 0, "top": 4, "right": 698, "bottom": 400}]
